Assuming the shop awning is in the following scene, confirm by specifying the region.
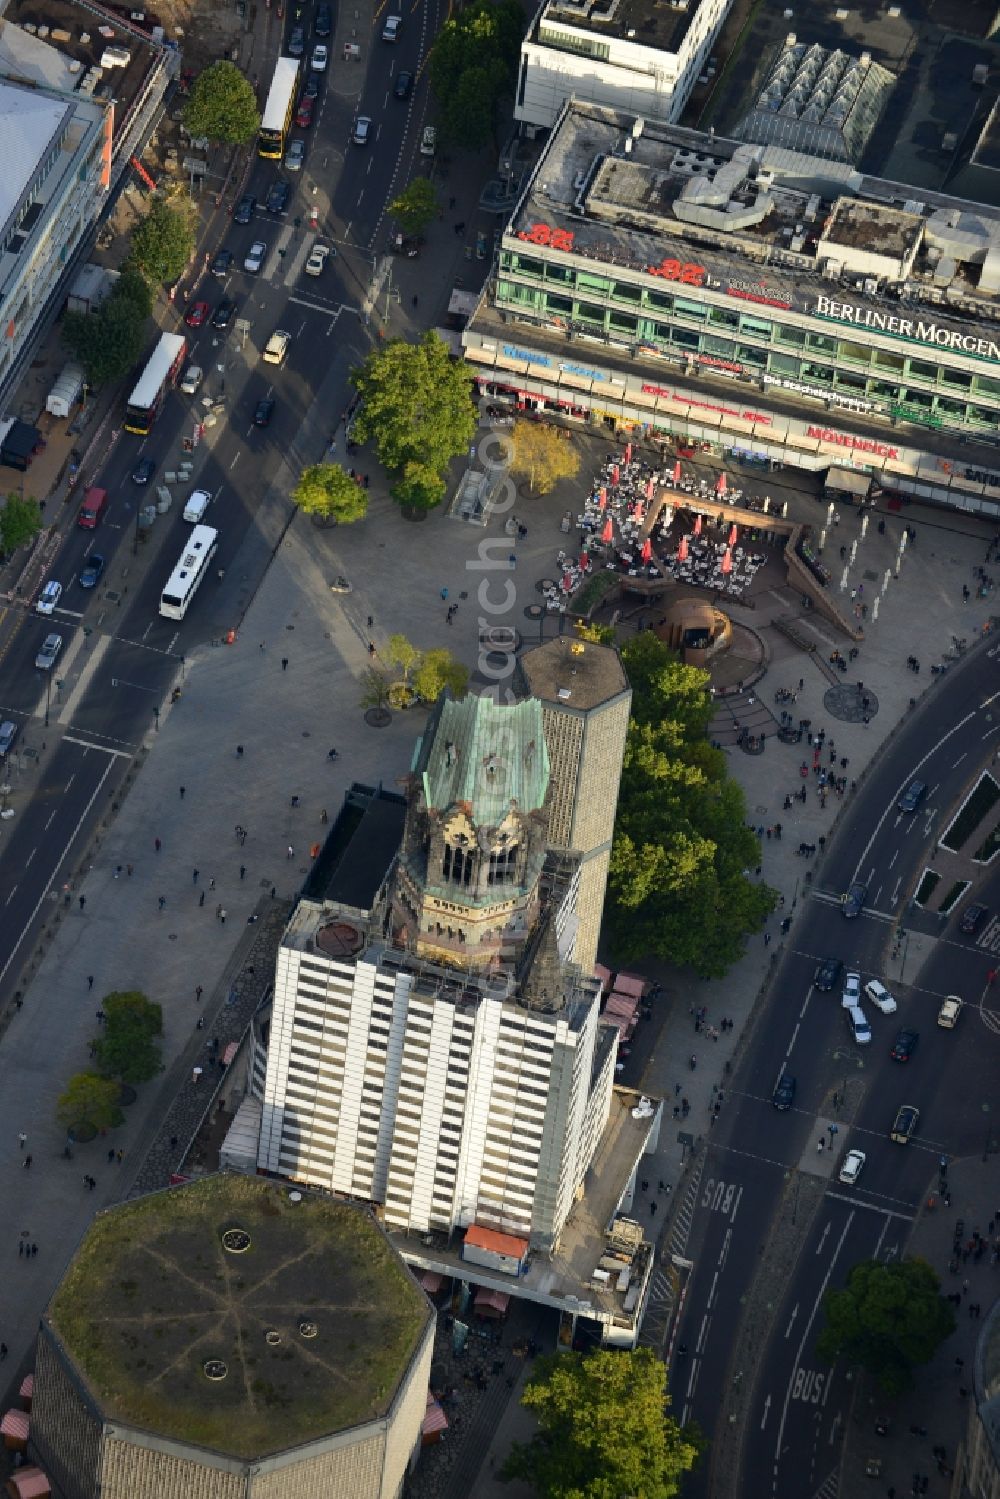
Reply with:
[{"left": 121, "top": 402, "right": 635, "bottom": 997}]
[
  {"left": 1, "top": 1410, "right": 29, "bottom": 1440},
  {"left": 606, "top": 992, "right": 638, "bottom": 1018},
  {"left": 18, "top": 1376, "right": 32, "bottom": 1402},
  {"left": 593, "top": 963, "right": 613, "bottom": 992},
  {"left": 613, "top": 972, "right": 646, "bottom": 998},
  {"left": 222, "top": 1042, "right": 238, "bottom": 1066},
  {"left": 422, "top": 1395, "right": 449, "bottom": 1437},
  {"left": 825, "top": 466, "right": 871, "bottom": 496},
  {"left": 420, "top": 1271, "right": 444, "bottom": 1293},
  {"left": 474, "top": 1287, "right": 511, "bottom": 1316},
  {"left": 5, "top": 1468, "right": 50, "bottom": 1499}
]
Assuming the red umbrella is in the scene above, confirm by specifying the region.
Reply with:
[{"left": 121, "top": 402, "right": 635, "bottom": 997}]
[
  {"left": 715, "top": 471, "right": 727, "bottom": 495},
  {"left": 677, "top": 536, "right": 689, "bottom": 562},
  {"left": 672, "top": 460, "right": 681, "bottom": 485},
  {"left": 641, "top": 537, "right": 652, "bottom": 563},
  {"left": 693, "top": 514, "right": 702, "bottom": 536},
  {"left": 598, "top": 487, "right": 607, "bottom": 509},
  {"left": 624, "top": 443, "right": 633, "bottom": 465},
  {"left": 721, "top": 547, "right": 733, "bottom": 575},
  {"left": 645, "top": 476, "right": 655, "bottom": 500},
  {"left": 601, "top": 517, "right": 614, "bottom": 544},
  {"left": 561, "top": 572, "right": 574, "bottom": 592},
  {"left": 632, "top": 503, "right": 644, "bottom": 525},
  {"left": 612, "top": 464, "right": 620, "bottom": 485},
  {"left": 728, "top": 523, "right": 738, "bottom": 547},
  {"left": 579, "top": 551, "right": 590, "bottom": 570}
]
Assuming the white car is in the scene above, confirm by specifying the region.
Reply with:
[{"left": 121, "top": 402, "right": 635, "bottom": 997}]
[
  {"left": 864, "top": 978, "right": 898, "bottom": 1015},
  {"left": 311, "top": 43, "right": 328, "bottom": 70},
  {"left": 244, "top": 240, "right": 267, "bottom": 274},
  {"left": 180, "top": 365, "right": 203, "bottom": 396},
  {"left": 845, "top": 1003, "right": 871, "bottom": 1045},
  {"left": 305, "top": 242, "right": 331, "bottom": 276},
  {"left": 841, "top": 971, "right": 862, "bottom": 1009},
  {"left": 36, "top": 580, "right": 63, "bottom": 615},
  {"left": 838, "top": 1148, "right": 866, "bottom": 1185},
  {"left": 352, "top": 115, "right": 372, "bottom": 146},
  {"left": 35, "top": 633, "right": 63, "bottom": 671}
]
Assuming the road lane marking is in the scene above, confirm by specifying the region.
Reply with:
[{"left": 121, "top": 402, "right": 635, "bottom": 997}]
[
  {"left": 823, "top": 1189, "right": 915, "bottom": 1220},
  {"left": 783, "top": 1305, "right": 799, "bottom": 1339}
]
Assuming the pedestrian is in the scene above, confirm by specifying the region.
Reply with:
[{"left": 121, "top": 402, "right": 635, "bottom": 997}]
[
  {"left": 764, "top": 932, "right": 771, "bottom": 946},
  {"left": 367, "top": 616, "right": 374, "bottom": 629},
  {"left": 158, "top": 895, "right": 166, "bottom": 911},
  {"left": 23, "top": 1154, "right": 32, "bottom": 1169},
  {"left": 113, "top": 864, "right": 121, "bottom": 879},
  {"left": 87, "top": 975, "right": 94, "bottom": 990},
  {"left": 199, "top": 889, "right": 206, "bottom": 907},
  {"left": 219, "top": 909, "right": 227, "bottom": 925},
  {"left": 209, "top": 877, "right": 216, "bottom": 890},
  {"left": 116, "top": 1149, "right": 124, "bottom": 1163},
  {"left": 17, "top": 1132, "right": 26, "bottom": 1150},
  {"left": 817, "top": 1139, "right": 824, "bottom": 1153},
  {"left": 196, "top": 1016, "right": 205, "bottom": 1030},
  {"left": 195, "top": 985, "right": 203, "bottom": 1002},
  {"left": 193, "top": 869, "right": 199, "bottom": 883},
  {"left": 30, "top": 1244, "right": 37, "bottom": 1257},
  {"left": 79, "top": 894, "right": 86, "bottom": 911},
  {"left": 368, "top": 641, "right": 377, "bottom": 657},
  {"left": 287, "top": 845, "right": 294, "bottom": 859},
  {"left": 270, "top": 885, "right": 277, "bottom": 899},
  {"left": 290, "top": 795, "right": 300, "bottom": 808},
  {"left": 320, "top": 808, "right": 328, "bottom": 824},
  {"left": 107, "top": 1148, "right": 115, "bottom": 1163},
  {"left": 126, "top": 863, "right": 133, "bottom": 877},
  {"left": 236, "top": 745, "right": 244, "bottom": 757},
  {"left": 281, "top": 657, "right": 289, "bottom": 671},
  {"left": 179, "top": 786, "right": 186, "bottom": 799}
]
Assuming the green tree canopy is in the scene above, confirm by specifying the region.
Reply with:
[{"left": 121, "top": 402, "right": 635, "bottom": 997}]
[
  {"left": 511, "top": 421, "right": 581, "bottom": 495},
  {"left": 817, "top": 1258, "right": 955, "bottom": 1394},
  {"left": 351, "top": 334, "right": 475, "bottom": 511},
  {"left": 0, "top": 494, "right": 43, "bottom": 555},
  {"left": 501, "top": 1347, "right": 698, "bottom": 1499},
  {"left": 430, "top": 0, "right": 524, "bottom": 148},
  {"left": 389, "top": 178, "right": 438, "bottom": 238},
  {"left": 413, "top": 647, "right": 469, "bottom": 703},
  {"left": 606, "top": 635, "right": 775, "bottom": 975},
  {"left": 94, "top": 990, "right": 163, "bottom": 1086},
  {"left": 182, "top": 60, "right": 260, "bottom": 145},
  {"left": 112, "top": 266, "right": 154, "bottom": 322},
  {"left": 62, "top": 269, "right": 153, "bottom": 387},
  {"left": 129, "top": 196, "right": 196, "bottom": 287},
  {"left": 292, "top": 464, "right": 368, "bottom": 524},
  {"left": 57, "top": 1072, "right": 124, "bottom": 1135},
  {"left": 359, "top": 666, "right": 392, "bottom": 715},
  {"left": 385, "top": 633, "right": 422, "bottom": 685}
]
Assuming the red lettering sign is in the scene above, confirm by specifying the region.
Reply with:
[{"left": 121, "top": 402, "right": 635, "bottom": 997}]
[
  {"left": 726, "top": 287, "right": 791, "bottom": 310},
  {"left": 517, "top": 223, "right": 575, "bottom": 253},
  {"left": 806, "top": 426, "right": 898, "bottom": 460},
  {"left": 647, "top": 257, "right": 707, "bottom": 286},
  {"left": 639, "top": 383, "right": 773, "bottom": 425}
]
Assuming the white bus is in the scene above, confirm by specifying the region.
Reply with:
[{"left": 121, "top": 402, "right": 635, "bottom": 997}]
[
  {"left": 259, "top": 56, "right": 300, "bottom": 159},
  {"left": 124, "top": 332, "right": 187, "bottom": 435},
  {"left": 159, "top": 526, "right": 219, "bottom": 620}
]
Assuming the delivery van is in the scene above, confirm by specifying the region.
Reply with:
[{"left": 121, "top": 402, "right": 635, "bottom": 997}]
[{"left": 77, "top": 486, "right": 108, "bottom": 529}]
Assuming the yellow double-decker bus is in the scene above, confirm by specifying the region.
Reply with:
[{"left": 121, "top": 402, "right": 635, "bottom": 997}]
[{"left": 259, "top": 56, "right": 300, "bottom": 159}]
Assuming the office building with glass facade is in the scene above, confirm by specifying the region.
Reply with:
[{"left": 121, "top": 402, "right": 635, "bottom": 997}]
[{"left": 463, "top": 101, "right": 1000, "bottom": 514}]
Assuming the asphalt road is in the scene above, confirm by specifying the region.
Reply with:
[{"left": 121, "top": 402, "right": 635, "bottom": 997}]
[
  {"left": 672, "top": 641, "right": 1000, "bottom": 1498},
  {"left": 0, "top": 0, "right": 442, "bottom": 1000}
]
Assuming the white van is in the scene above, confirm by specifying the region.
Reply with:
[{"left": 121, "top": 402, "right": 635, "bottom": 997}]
[
  {"left": 263, "top": 330, "right": 290, "bottom": 366},
  {"left": 183, "top": 488, "right": 211, "bottom": 523}
]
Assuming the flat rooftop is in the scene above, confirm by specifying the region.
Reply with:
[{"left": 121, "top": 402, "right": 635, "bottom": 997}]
[
  {"left": 535, "top": 0, "right": 704, "bottom": 57},
  {"left": 508, "top": 101, "right": 1000, "bottom": 339},
  {"left": 391, "top": 1086, "right": 661, "bottom": 1332},
  {"left": 46, "top": 1174, "right": 432, "bottom": 1460},
  {"left": 301, "top": 783, "right": 406, "bottom": 913},
  {"left": 516, "top": 637, "right": 629, "bottom": 714}
]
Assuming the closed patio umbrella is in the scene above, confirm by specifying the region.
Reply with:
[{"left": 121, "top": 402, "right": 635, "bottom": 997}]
[
  {"left": 601, "top": 517, "right": 614, "bottom": 543},
  {"left": 693, "top": 514, "right": 702, "bottom": 536},
  {"left": 721, "top": 547, "right": 733, "bottom": 574},
  {"left": 715, "top": 471, "right": 728, "bottom": 495},
  {"left": 677, "top": 536, "right": 689, "bottom": 562},
  {"left": 641, "top": 537, "right": 652, "bottom": 563}
]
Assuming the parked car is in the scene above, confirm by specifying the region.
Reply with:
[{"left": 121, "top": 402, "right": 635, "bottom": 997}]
[
  {"left": 393, "top": 69, "right": 413, "bottom": 99},
  {"left": 35, "top": 633, "right": 63, "bottom": 671},
  {"left": 305, "top": 242, "right": 331, "bottom": 276},
  {"left": 352, "top": 115, "right": 372, "bottom": 146},
  {"left": 890, "top": 1104, "right": 919, "bottom": 1144},
  {"left": 184, "top": 300, "right": 210, "bottom": 328},
  {"left": 285, "top": 138, "right": 305, "bottom": 172},
  {"left": 838, "top": 1148, "right": 866, "bottom": 1185},
  {"left": 898, "top": 780, "right": 927, "bottom": 812},
  {"left": 772, "top": 1073, "right": 796, "bottom": 1111},
  {"left": 79, "top": 554, "right": 105, "bottom": 589},
  {"left": 253, "top": 397, "right": 275, "bottom": 427},
  {"left": 295, "top": 95, "right": 314, "bottom": 128},
  {"left": 311, "top": 43, "right": 328, "bottom": 70},
  {"left": 864, "top": 978, "right": 897, "bottom": 1014},
  {"left": 180, "top": 364, "right": 203, "bottom": 395},
  {"left": 842, "top": 880, "right": 867, "bottom": 918},
  {"left": 813, "top": 957, "right": 842, "bottom": 992},
  {"left": 0, "top": 720, "right": 18, "bottom": 757},
  {"left": 131, "top": 456, "right": 156, "bottom": 485},
  {"left": 889, "top": 1027, "right": 919, "bottom": 1062},
  {"left": 234, "top": 194, "right": 257, "bottom": 225},
  {"left": 36, "top": 580, "right": 63, "bottom": 616},
  {"left": 288, "top": 24, "right": 305, "bottom": 55},
  {"left": 959, "top": 902, "right": 988, "bottom": 934},
  {"left": 244, "top": 240, "right": 267, "bottom": 274},
  {"left": 266, "top": 180, "right": 291, "bottom": 214},
  {"left": 315, "top": 3, "right": 332, "bottom": 35},
  {"left": 210, "top": 249, "right": 233, "bottom": 277}
]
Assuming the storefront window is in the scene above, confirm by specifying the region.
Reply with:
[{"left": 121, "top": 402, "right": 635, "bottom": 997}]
[
  {"left": 775, "top": 324, "right": 806, "bottom": 349},
  {"left": 511, "top": 255, "right": 545, "bottom": 279},
  {"left": 736, "top": 343, "right": 767, "bottom": 368},
  {"left": 645, "top": 288, "right": 673, "bottom": 313},
  {"left": 800, "top": 362, "right": 834, "bottom": 385},
  {"left": 671, "top": 326, "right": 700, "bottom": 351},
  {"left": 739, "top": 316, "right": 772, "bottom": 340},
  {"left": 675, "top": 297, "right": 708, "bottom": 322},
  {"left": 609, "top": 310, "right": 637, "bottom": 336},
  {"left": 873, "top": 349, "right": 904, "bottom": 375},
  {"left": 613, "top": 279, "right": 642, "bottom": 304},
  {"left": 941, "top": 367, "right": 972, "bottom": 391},
  {"left": 546, "top": 293, "right": 573, "bottom": 317},
  {"left": 708, "top": 307, "right": 739, "bottom": 331},
  {"left": 768, "top": 351, "right": 800, "bottom": 376},
  {"left": 838, "top": 340, "right": 871, "bottom": 367},
  {"left": 907, "top": 358, "right": 938, "bottom": 383},
  {"left": 575, "top": 301, "right": 605, "bottom": 326},
  {"left": 806, "top": 333, "right": 836, "bottom": 356}
]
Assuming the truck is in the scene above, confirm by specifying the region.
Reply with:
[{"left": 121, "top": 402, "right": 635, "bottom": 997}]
[{"left": 45, "top": 362, "right": 86, "bottom": 419}]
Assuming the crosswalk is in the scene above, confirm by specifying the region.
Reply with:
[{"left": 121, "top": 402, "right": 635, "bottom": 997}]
[
  {"left": 974, "top": 915, "right": 1000, "bottom": 954},
  {"left": 639, "top": 1158, "right": 703, "bottom": 1352}
]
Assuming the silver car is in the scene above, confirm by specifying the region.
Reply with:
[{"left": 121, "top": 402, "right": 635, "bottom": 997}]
[
  {"left": 285, "top": 139, "right": 305, "bottom": 172},
  {"left": 244, "top": 240, "right": 267, "bottom": 274},
  {"left": 35, "top": 633, "right": 63, "bottom": 671}
]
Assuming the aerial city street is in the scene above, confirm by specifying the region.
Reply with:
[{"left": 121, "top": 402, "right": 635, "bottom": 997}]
[{"left": 0, "top": 0, "right": 999, "bottom": 1495}]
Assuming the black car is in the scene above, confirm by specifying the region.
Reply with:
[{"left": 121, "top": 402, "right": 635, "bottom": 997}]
[
  {"left": 393, "top": 69, "right": 413, "bottom": 99},
  {"left": 210, "top": 249, "right": 233, "bottom": 277},
  {"left": 772, "top": 1073, "right": 796, "bottom": 1111},
  {"left": 287, "top": 23, "right": 305, "bottom": 55},
  {"left": 890, "top": 1027, "right": 919, "bottom": 1062},
  {"left": 234, "top": 194, "right": 257, "bottom": 224},
  {"left": 131, "top": 457, "right": 156, "bottom": 485},
  {"left": 253, "top": 397, "right": 275, "bottom": 427},
  {"left": 79, "top": 554, "right": 105, "bottom": 589},
  {"left": 211, "top": 298, "right": 236, "bottom": 329},
  {"left": 315, "top": 3, "right": 332, "bottom": 35},
  {"left": 813, "top": 957, "right": 843, "bottom": 992},
  {"left": 266, "top": 180, "right": 290, "bottom": 214},
  {"left": 842, "top": 881, "right": 867, "bottom": 919},
  {"left": 898, "top": 780, "right": 927, "bottom": 813},
  {"left": 960, "top": 902, "right": 988, "bottom": 935},
  {"left": 302, "top": 71, "right": 321, "bottom": 99}
]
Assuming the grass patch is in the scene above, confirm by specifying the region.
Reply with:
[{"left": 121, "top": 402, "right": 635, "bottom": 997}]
[
  {"left": 573, "top": 569, "right": 620, "bottom": 618},
  {"left": 914, "top": 869, "right": 940, "bottom": 906},
  {"left": 973, "top": 821, "right": 1000, "bottom": 863},
  {"left": 941, "top": 772, "right": 1000, "bottom": 851},
  {"left": 938, "top": 880, "right": 970, "bottom": 914}
]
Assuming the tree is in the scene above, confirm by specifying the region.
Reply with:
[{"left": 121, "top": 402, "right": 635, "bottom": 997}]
[
  {"left": 501, "top": 1347, "right": 697, "bottom": 1499},
  {"left": 129, "top": 196, "right": 196, "bottom": 287},
  {"left": 62, "top": 268, "right": 153, "bottom": 387},
  {"left": 292, "top": 464, "right": 368, "bottom": 525},
  {"left": 57, "top": 1072, "right": 124, "bottom": 1136},
  {"left": 430, "top": 0, "right": 524, "bottom": 148},
  {"left": 359, "top": 667, "right": 392, "bottom": 719},
  {"left": 413, "top": 647, "right": 469, "bottom": 703},
  {"left": 112, "top": 266, "right": 154, "bottom": 322},
  {"left": 389, "top": 178, "right": 438, "bottom": 238},
  {"left": 605, "top": 635, "right": 776, "bottom": 976},
  {"left": 817, "top": 1258, "right": 955, "bottom": 1394},
  {"left": 574, "top": 621, "right": 616, "bottom": 645},
  {"left": 182, "top": 60, "right": 260, "bottom": 145},
  {"left": 0, "top": 494, "right": 43, "bottom": 555},
  {"left": 351, "top": 334, "right": 475, "bottom": 511},
  {"left": 93, "top": 990, "right": 163, "bottom": 1086},
  {"left": 385, "top": 634, "right": 422, "bottom": 688},
  {"left": 511, "top": 421, "right": 581, "bottom": 495}
]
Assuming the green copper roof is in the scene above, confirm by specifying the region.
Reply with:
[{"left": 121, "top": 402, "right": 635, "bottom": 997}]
[{"left": 420, "top": 696, "right": 549, "bottom": 825}]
